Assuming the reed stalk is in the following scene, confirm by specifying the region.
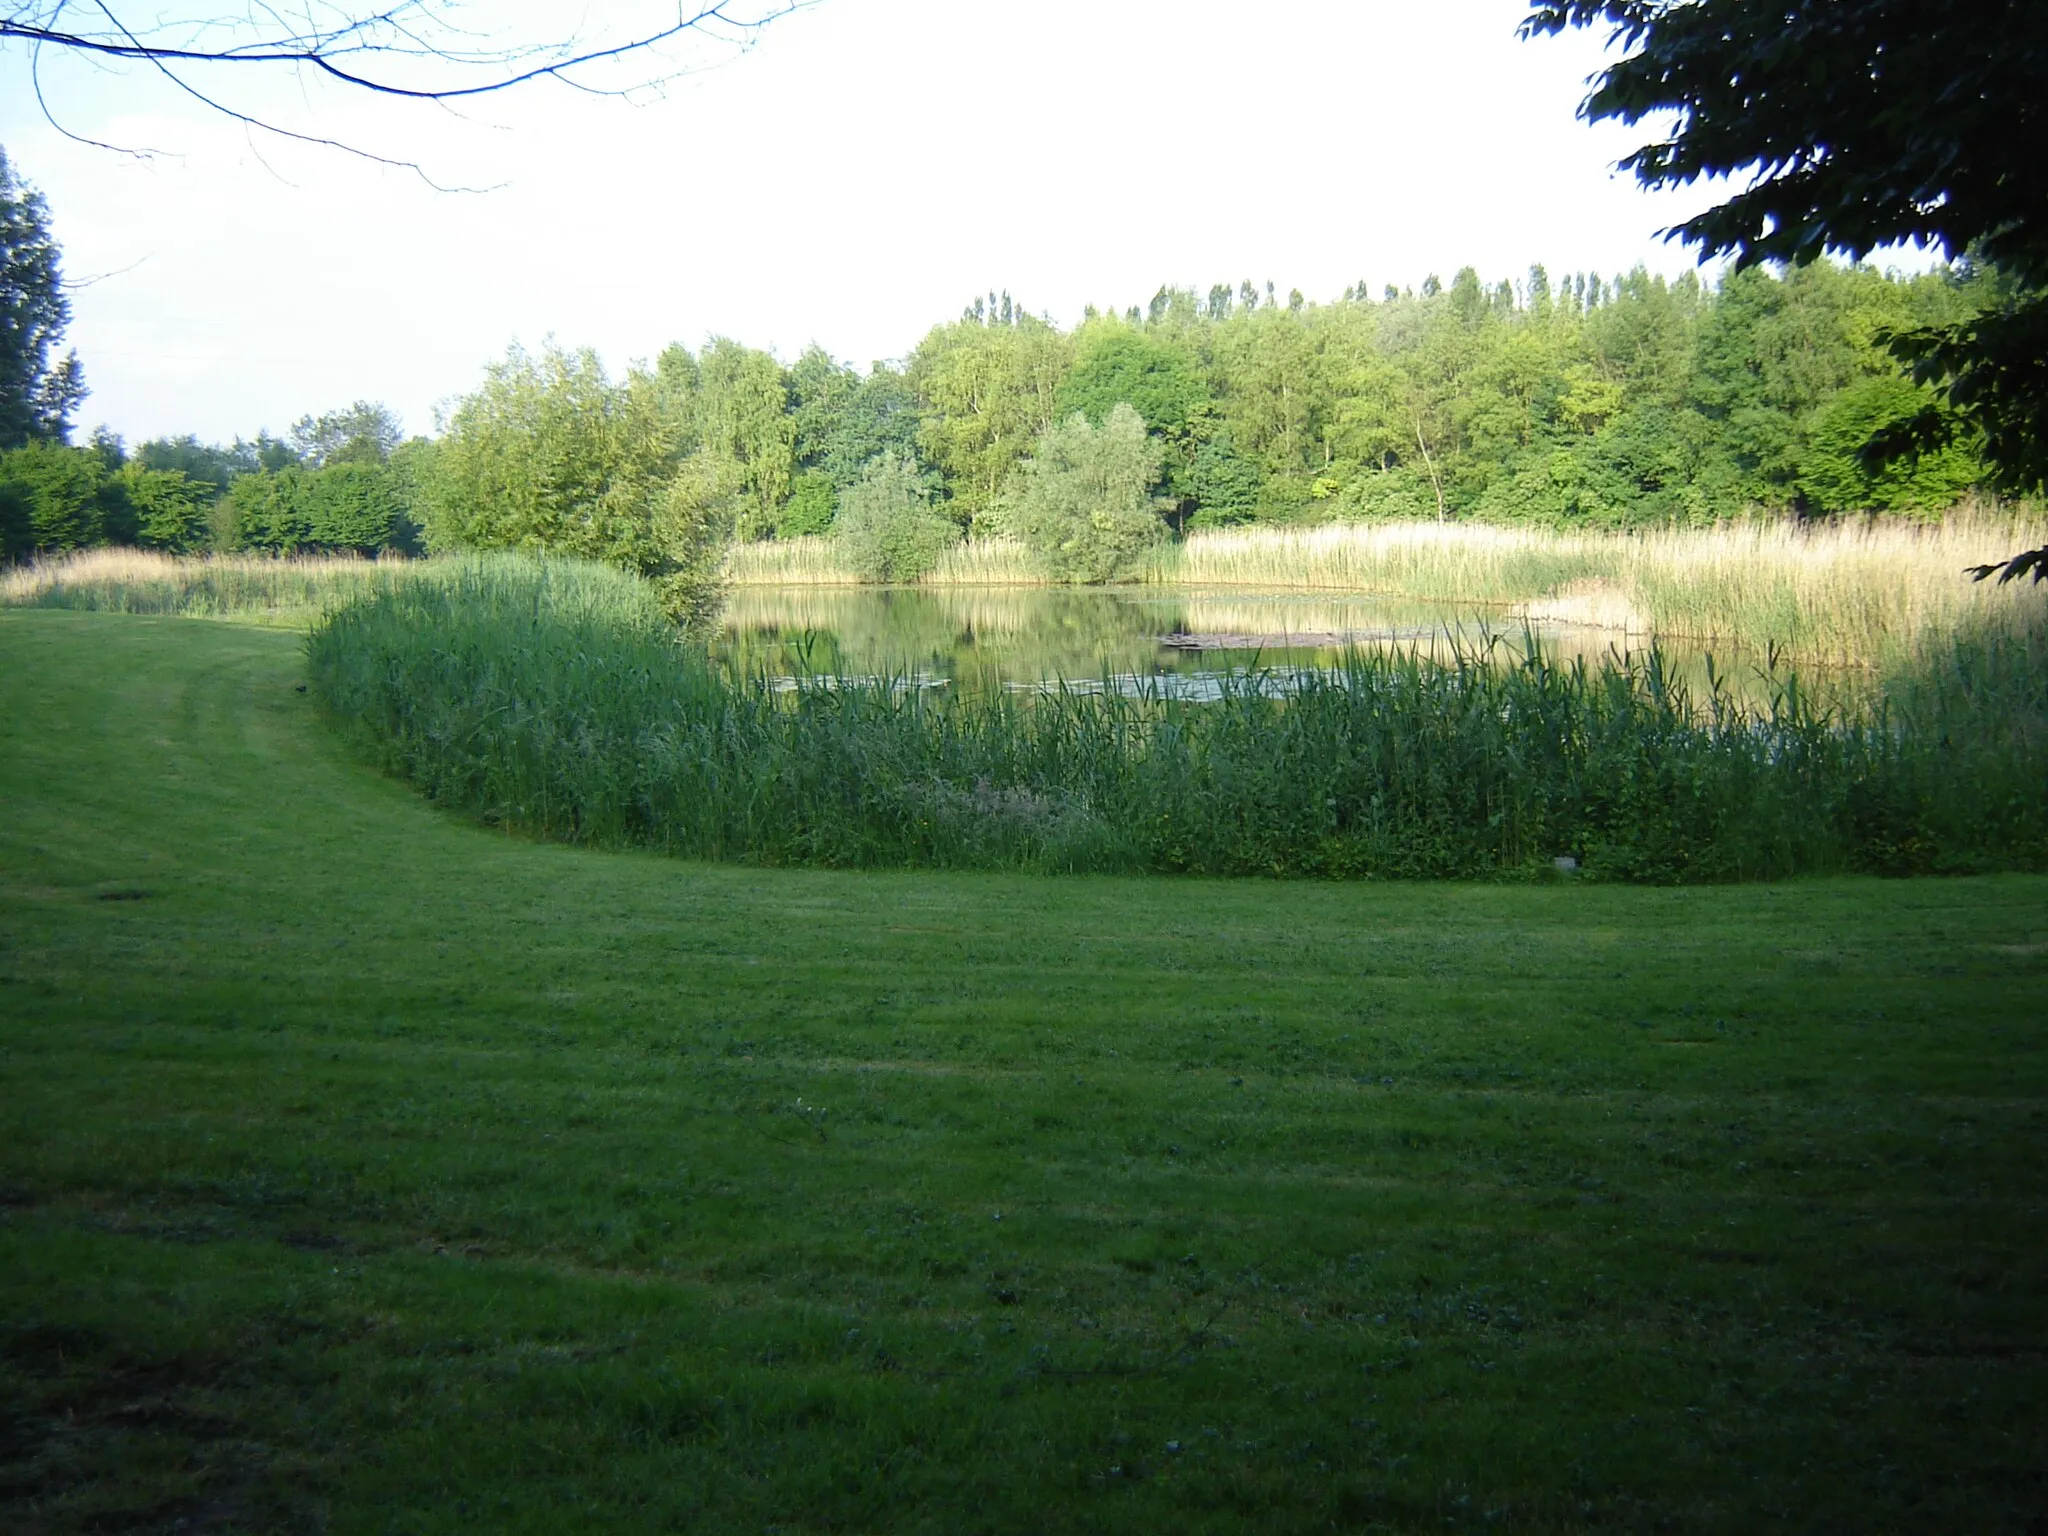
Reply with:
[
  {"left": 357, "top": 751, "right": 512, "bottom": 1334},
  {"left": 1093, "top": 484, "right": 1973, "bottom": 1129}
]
[{"left": 307, "top": 555, "right": 2048, "bottom": 883}]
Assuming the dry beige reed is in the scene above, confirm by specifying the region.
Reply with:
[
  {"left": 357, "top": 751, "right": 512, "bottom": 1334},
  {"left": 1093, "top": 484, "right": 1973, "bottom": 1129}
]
[{"left": 2, "top": 548, "right": 422, "bottom": 622}]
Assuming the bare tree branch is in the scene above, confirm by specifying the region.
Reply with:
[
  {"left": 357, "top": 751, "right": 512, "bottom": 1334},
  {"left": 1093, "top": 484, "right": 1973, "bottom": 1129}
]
[{"left": 2, "top": 2, "right": 812, "bottom": 184}]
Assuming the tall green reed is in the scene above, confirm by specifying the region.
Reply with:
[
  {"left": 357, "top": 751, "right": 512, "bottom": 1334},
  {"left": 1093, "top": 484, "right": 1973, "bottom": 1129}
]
[{"left": 307, "top": 556, "right": 2048, "bottom": 882}]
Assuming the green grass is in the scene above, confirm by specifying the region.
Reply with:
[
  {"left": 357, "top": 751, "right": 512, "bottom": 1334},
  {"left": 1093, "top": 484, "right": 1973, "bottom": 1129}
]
[
  {"left": 308, "top": 558, "right": 2048, "bottom": 881},
  {"left": 4, "top": 609, "right": 2047, "bottom": 1534}
]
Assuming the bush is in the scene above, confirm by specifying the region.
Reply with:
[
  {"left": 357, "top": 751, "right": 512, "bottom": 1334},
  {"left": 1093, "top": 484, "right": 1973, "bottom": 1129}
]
[
  {"left": 778, "top": 471, "right": 837, "bottom": 538},
  {"left": 1799, "top": 376, "right": 1984, "bottom": 515},
  {"left": 833, "top": 455, "right": 959, "bottom": 582},
  {"left": 0, "top": 441, "right": 129, "bottom": 554},
  {"left": 999, "top": 405, "right": 1168, "bottom": 581},
  {"left": 0, "top": 479, "right": 28, "bottom": 563},
  {"left": 1186, "top": 435, "right": 1264, "bottom": 527},
  {"left": 224, "top": 463, "right": 408, "bottom": 555},
  {"left": 121, "top": 467, "right": 215, "bottom": 553}
]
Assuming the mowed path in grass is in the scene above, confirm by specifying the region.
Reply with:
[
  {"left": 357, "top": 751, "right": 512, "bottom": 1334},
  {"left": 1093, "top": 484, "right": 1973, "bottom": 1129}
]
[{"left": 1, "top": 610, "right": 2044, "bottom": 1535}]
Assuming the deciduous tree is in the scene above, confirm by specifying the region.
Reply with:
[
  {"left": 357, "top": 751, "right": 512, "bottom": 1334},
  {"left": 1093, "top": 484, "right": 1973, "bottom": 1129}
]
[
  {"left": 0, "top": 146, "right": 85, "bottom": 448},
  {"left": 1524, "top": 0, "right": 2048, "bottom": 575},
  {"left": 997, "top": 404, "right": 1167, "bottom": 584}
]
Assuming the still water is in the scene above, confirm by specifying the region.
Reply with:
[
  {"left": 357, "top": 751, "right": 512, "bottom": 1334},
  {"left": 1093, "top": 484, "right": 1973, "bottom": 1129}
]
[{"left": 716, "top": 586, "right": 1737, "bottom": 701}]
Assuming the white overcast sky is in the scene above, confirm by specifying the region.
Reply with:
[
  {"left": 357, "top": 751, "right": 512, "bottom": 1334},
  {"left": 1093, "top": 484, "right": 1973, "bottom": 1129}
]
[{"left": 1, "top": 0, "right": 1738, "bottom": 446}]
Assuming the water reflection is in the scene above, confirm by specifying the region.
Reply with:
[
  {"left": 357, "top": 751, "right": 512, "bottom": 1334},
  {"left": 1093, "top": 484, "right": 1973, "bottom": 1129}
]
[
  {"left": 715, "top": 585, "right": 1768, "bottom": 702},
  {"left": 1006, "top": 666, "right": 1337, "bottom": 702}
]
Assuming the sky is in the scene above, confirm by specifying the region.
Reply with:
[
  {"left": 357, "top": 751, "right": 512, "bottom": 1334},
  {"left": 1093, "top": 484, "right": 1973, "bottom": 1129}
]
[{"left": 0, "top": 0, "right": 1740, "bottom": 446}]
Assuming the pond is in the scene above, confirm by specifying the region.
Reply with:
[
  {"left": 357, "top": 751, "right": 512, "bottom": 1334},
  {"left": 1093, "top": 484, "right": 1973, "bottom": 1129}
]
[{"left": 716, "top": 585, "right": 1752, "bottom": 701}]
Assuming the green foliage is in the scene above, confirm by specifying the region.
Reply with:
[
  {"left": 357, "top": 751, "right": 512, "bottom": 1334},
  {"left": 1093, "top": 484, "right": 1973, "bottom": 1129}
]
[
  {"left": 832, "top": 455, "right": 959, "bottom": 582},
  {"left": 0, "top": 146, "right": 86, "bottom": 447},
  {"left": 0, "top": 440, "right": 127, "bottom": 554},
  {"left": 422, "top": 342, "right": 729, "bottom": 623},
  {"left": 288, "top": 400, "right": 402, "bottom": 467},
  {"left": 14, "top": 254, "right": 2015, "bottom": 577},
  {"left": 308, "top": 560, "right": 2048, "bottom": 880},
  {"left": 788, "top": 344, "right": 860, "bottom": 474},
  {"left": 778, "top": 470, "right": 837, "bottom": 538},
  {"left": 305, "top": 463, "right": 405, "bottom": 551},
  {"left": 224, "top": 462, "right": 408, "bottom": 554},
  {"left": 998, "top": 405, "right": 1166, "bottom": 582},
  {"left": 426, "top": 343, "right": 669, "bottom": 563},
  {"left": 1186, "top": 434, "right": 1263, "bottom": 526},
  {"left": 381, "top": 435, "right": 438, "bottom": 544},
  {"left": 0, "top": 477, "right": 26, "bottom": 563},
  {"left": 1799, "top": 376, "right": 1982, "bottom": 515},
  {"left": 778, "top": 348, "right": 936, "bottom": 551},
  {"left": 1525, "top": 0, "right": 2048, "bottom": 535},
  {"left": 1055, "top": 320, "right": 1209, "bottom": 439},
  {"left": 909, "top": 310, "right": 1072, "bottom": 528},
  {"left": 425, "top": 342, "right": 671, "bottom": 565},
  {"left": 134, "top": 434, "right": 250, "bottom": 495},
  {"left": 120, "top": 466, "right": 214, "bottom": 552},
  {"left": 838, "top": 374, "right": 925, "bottom": 486},
  {"left": 694, "top": 337, "right": 796, "bottom": 539},
  {"left": 1057, "top": 319, "right": 1216, "bottom": 521},
  {"left": 648, "top": 456, "right": 737, "bottom": 632},
  {"left": 220, "top": 469, "right": 299, "bottom": 552}
]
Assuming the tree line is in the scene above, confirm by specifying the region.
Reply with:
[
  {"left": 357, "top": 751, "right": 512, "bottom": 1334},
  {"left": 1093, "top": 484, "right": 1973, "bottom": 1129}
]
[
  {"left": 0, "top": 403, "right": 429, "bottom": 563},
  {"left": 1, "top": 110, "right": 2011, "bottom": 592},
  {"left": 3, "top": 260, "right": 2000, "bottom": 584},
  {"left": 7, "top": 0, "right": 2046, "bottom": 592}
]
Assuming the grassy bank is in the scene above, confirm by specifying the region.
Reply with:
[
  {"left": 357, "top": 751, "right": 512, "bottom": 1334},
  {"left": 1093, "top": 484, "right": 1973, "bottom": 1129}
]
[
  {"left": 309, "top": 558, "right": 2048, "bottom": 882},
  {"left": 727, "top": 514, "right": 2048, "bottom": 665},
  {"left": 4, "top": 608, "right": 2046, "bottom": 1532}
]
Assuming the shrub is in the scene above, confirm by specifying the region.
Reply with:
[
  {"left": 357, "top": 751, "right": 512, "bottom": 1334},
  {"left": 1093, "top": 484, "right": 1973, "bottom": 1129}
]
[
  {"left": 999, "top": 405, "right": 1168, "bottom": 581},
  {"left": 121, "top": 467, "right": 215, "bottom": 553},
  {"left": 1186, "top": 435, "right": 1264, "bottom": 527},
  {"left": 779, "top": 471, "right": 837, "bottom": 538},
  {"left": 223, "top": 463, "right": 410, "bottom": 555},
  {"left": 1799, "top": 375, "right": 1983, "bottom": 515},
  {"left": 0, "top": 441, "right": 128, "bottom": 554},
  {"left": 833, "top": 455, "right": 959, "bottom": 582}
]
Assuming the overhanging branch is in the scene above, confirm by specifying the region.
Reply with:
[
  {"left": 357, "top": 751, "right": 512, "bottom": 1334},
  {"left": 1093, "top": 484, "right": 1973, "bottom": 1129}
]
[
  {"left": 1, "top": 2, "right": 813, "bottom": 183},
  {"left": 1, "top": 3, "right": 807, "bottom": 101}
]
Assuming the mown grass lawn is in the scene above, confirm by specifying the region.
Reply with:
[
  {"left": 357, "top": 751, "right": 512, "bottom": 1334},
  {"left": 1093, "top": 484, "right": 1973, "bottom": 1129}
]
[{"left": 2, "top": 610, "right": 2044, "bottom": 1534}]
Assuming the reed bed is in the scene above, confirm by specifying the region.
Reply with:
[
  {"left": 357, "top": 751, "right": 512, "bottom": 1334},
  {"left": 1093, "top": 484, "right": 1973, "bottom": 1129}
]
[
  {"left": 927, "top": 538, "right": 1047, "bottom": 585},
  {"left": 1149, "top": 512, "right": 2048, "bottom": 665},
  {"left": 719, "top": 582, "right": 1192, "bottom": 650},
  {"left": 721, "top": 514, "right": 2047, "bottom": 665},
  {"left": 308, "top": 557, "right": 2048, "bottom": 883},
  {"left": 725, "top": 537, "right": 1049, "bottom": 587},
  {"left": 0, "top": 547, "right": 430, "bottom": 624},
  {"left": 723, "top": 536, "right": 863, "bottom": 586}
]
